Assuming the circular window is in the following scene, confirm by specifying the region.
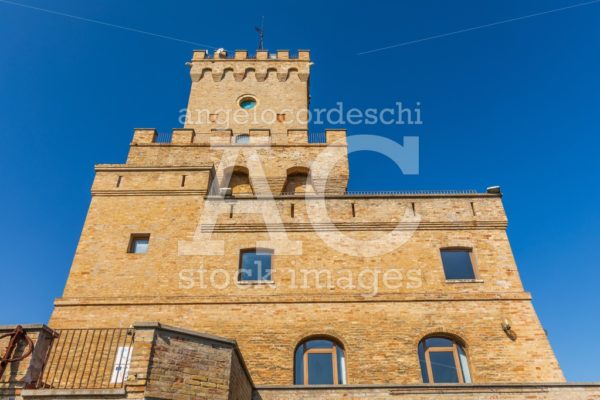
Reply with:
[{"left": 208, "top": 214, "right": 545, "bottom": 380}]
[{"left": 239, "top": 97, "right": 257, "bottom": 110}]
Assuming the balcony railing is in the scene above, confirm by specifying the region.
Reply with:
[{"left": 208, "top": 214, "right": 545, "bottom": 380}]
[
  {"left": 343, "top": 189, "right": 478, "bottom": 195},
  {"left": 274, "top": 189, "right": 478, "bottom": 196},
  {"left": 38, "top": 328, "right": 134, "bottom": 390},
  {"left": 209, "top": 189, "right": 480, "bottom": 199}
]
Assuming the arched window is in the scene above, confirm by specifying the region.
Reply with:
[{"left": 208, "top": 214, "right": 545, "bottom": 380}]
[
  {"left": 294, "top": 338, "right": 346, "bottom": 385},
  {"left": 418, "top": 336, "right": 471, "bottom": 384},
  {"left": 224, "top": 166, "right": 253, "bottom": 195},
  {"left": 283, "top": 167, "right": 314, "bottom": 194}
]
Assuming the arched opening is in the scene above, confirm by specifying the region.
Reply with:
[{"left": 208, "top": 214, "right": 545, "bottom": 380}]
[
  {"left": 222, "top": 67, "right": 234, "bottom": 81},
  {"left": 294, "top": 336, "right": 346, "bottom": 385},
  {"left": 224, "top": 166, "right": 253, "bottom": 195},
  {"left": 283, "top": 167, "right": 314, "bottom": 194},
  {"left": 286, "top": 67, "right": 299, "bottom": 81},
  {"left": 418, "top": 335, "right": 471, "bottom": 384}
]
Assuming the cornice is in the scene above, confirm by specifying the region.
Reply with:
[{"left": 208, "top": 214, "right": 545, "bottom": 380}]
[
  {"left": 92, "top": 189, "right": 208, "bottom": 197},
  {"left": 54, "top": 292, "right": 531, "bottom": 307},
  {"left": 95, "top": 165, "right": 214, "bottom": 172},
  {"left": 203, "top": 221, "right": 508, "bottom": 232}
]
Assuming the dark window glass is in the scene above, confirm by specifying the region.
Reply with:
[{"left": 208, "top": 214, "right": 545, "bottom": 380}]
[
  {"left": 305, "top": 340, "right": 334, "bottom": 350},
  {"left": 441, "top": 250, "right": 475, "bottom": 280},
  {"left": 294, "top": 339, "right": 346, "bottom": 385},
  {"left": 418, "top": 336, "right": 471, "bottom": 384},
  {"left": 336, "top": 345, "right": 346, "bottom": 384},
  {"left": 129, "top": 235, "right": 149, "bottom": 254},
  {"left": 239, "top": 98, "right": 256, "bottom": 109},
  {"left": 307, "top": 353, "right": 334, "bottom": 384},
  {"left": 429, "top": 351, "right": 460, "bottom": 383},
  {"left": 235, "top": 134, "right": 250, "bottom": 144},
  {"left": 294, "top": 347, "right": 304, "bottom": 384},
  {"left": 418, "top": 342, "right": 429, "bottom": 383},
  {"left": 424, "top": 337, "right": 454, "bottom": 348},
  {"left": 239, "top": 250, "right": 272, "bottom": 281}
]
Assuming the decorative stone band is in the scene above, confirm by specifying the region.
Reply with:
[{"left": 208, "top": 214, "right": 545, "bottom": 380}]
[
  {"left": 254, "top": 383, "right": 600, "bottom": 400},
  {"left": 53, "top": 292, "right": 533, "bottom": 307},
  {"left": 20, "top": 383, "right": 600, "bottom": 400},
  {"left": 190, "top": 65, "right": 310, "bottom": 82},
  {"left": 91, "top": 189, "right": 209, "bottom": 196},
  {"left": 130, "top": 128, "right": 347, "bottom": 146},
  {"left": 202, "top": 221, "right": 508, "bottom": 233}
]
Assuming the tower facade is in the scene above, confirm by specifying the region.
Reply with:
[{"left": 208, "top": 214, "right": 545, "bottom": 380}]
[
  {"left": 185, "top": 49, "right": 310, "bottom": 133},
  {"left": 2, "top": 49, "right": 598, "bottom": 400}
]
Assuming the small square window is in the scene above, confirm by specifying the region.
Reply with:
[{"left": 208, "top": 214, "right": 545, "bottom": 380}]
[
  {"left": 239, "top": 249, "right": 272, "bottom": 281},
  {"left": 441, "top": 249, "right": 475, "bottom": 280},
  {"left": 128, "top": 234, "right": 150, "bottom": 254}
]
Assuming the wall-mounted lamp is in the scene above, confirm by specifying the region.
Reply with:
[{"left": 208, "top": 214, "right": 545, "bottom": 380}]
[{"left": 501, "top": 318, "right": 517, "bottom": 341}]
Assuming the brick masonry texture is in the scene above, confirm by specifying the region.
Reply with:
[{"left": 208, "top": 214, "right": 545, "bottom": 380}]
[
  {"left": 49, "top": 301, "right": 562, "bottom": 385},
  {"left": 144, "top": 330, "right": 233, "bottom": 399},
  {"left": 48, "top": 49, "right": 567, "bottom": 387},
  {"left": 0, "top": 325, "right": 55, "bottom": 397},
  {"left": 8, "top": 49, "right": 600, "bottom": 399},
  {"left": 254, "top": 384, "right": 600, "bottom": 400}
]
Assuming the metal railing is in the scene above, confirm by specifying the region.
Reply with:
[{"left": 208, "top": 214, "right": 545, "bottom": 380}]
[
  {"left": 344, "top": 189, "right": 478, "bottom": 195},
  {"left": 277, "top": 189, "right": 478, "bottom": 196},
  {"left": 38, "top": 328, "right": 134, "bottom": 389}
]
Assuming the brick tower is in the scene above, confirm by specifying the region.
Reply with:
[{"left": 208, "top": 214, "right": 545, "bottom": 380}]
[{"left": 2, "top": 49, "right": 598, "bottom": 400}]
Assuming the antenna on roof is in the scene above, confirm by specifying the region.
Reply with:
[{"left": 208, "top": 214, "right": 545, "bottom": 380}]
[{"left": 255, "top": 16, "right": 265, "bottom": 50}]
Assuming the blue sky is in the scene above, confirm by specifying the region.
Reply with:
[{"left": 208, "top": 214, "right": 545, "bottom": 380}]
[{"left": 0, "top": 0, "right": 598, "bottom": 382}]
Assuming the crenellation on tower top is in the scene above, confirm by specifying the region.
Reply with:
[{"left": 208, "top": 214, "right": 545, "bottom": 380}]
[
  {"left": 188, "top": 49, "right": 311, "bottom": 83},
  {"left": 8, "top": 47, "right": 586, "bottom": 400},
  {"left": 129, "top": 127, "right": 347, "bottom": 147},
  {"left": 191, "top": 49, "right": 310, "bottom": 61},
  {"left": 234, "top": 50, "right": 248, "bottom": 59},
  {"left": 186, "top": 49, "right": 311, "bottom": 134}
]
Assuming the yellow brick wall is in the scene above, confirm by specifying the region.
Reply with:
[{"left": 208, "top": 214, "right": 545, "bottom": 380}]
[
  {"left": 48, "top": 49, "right": 566, "bottom": 388},
  {"left": 185, "top": 50, "right": 310, "bottom": 134},
  {"left": 51, "top": 186, "right": 564, "bottom": 385},
  {"left": 50, "top": 300, "right": 563, "bottom": 385}
]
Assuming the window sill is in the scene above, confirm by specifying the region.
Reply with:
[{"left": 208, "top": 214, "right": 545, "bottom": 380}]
[
  {"left": 445, "top": 279, "right": 484, "bottom": 284},
  {"left": 238, "top": 280, "right": 275, "bottom": 285}
]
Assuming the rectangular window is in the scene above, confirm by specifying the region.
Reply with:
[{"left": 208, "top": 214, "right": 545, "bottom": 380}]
[
  {"left": 307, "top": 353, "right": 334, "bottom": 384},
  {"left": 440, "top": 249, "right": 475, "bottom": 280},
  {"left": 428, "top": 350, "right": 460, "bottom": 383},
  {"left": 239, "top": 250, "right": 272, "bottom": 281},
  {"left": 128, "top": 234, "right": 150, "bottom": 254}
]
